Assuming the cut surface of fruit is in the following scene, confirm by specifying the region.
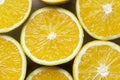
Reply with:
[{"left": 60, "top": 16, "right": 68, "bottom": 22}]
[
  {"left": 76, "top": 0, "right": 120, "bottom": 40},
  {"left": 0, "top": 36, "right": 26, "bottom": 80},
  {"left": 41, "top": 0, "right": 69, "bottom": 5},
  {"left": 73, "top": 41, "right": 120, "bottom": 80},
  {"left": 0, "top": 0, "right": 32, "bottom": 33},
  {"left": 26, "top": 67, "right": 73, "bottom": 80},
  {"left": 21, "top": 7, "right": 83, "bottom": 65}
]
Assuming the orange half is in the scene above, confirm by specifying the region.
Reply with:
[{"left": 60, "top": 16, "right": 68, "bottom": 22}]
[
  {"left": 76, "top": 0, "right": 120, "bottom": 40},
  {"left": 0, "top": 36, "right": 26, "bottom": 80},
  {"left": 41, "top": 0, "right": 69, "bottom": 5},
  {"left": 21, "top": 7, "right": 83, "bottom": 65},
  {"left": 26, "top": 67, "right": 73, "bottom": 80},
  {"left": 0, "top": 0, "right": 32, "bottom": 33},
  {"left": 73, "top": 41, "right": 120, "bottom": 80}
]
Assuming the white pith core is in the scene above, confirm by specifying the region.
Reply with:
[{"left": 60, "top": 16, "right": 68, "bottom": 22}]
[
  {"left": 98, "top": 65, "right": 109, "bottom": 77},
  {"left": 0, "top": 0, "right": 4, "bottom": 5},
  {"left": 47, "top": 32, "right": 56, "bottom": 40},
  {"left": 103, "top": 4, "right": 112, "bottom": 14}
]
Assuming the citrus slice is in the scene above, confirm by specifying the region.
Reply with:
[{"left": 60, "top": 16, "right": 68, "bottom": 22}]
[
  {"left": 0, "top": 36, "right": 26, "bottom": 80},
  {"left": 41, "top": 0, "right": 69, "bottom": 5},
  {"left": 26, "top": 67, "right": 73, "bottom": 80},
  {"left": 21, "top": 7, "right": 83, "bottom": 66},
  {"left": 76, "top": 0, "right": 120, "bottom": 40},
  {"left": 0, "top": 0, "right": 32, "bottom": 33},
  {"left": 73, "top": 41, "right": 120, "bottom": 80}
]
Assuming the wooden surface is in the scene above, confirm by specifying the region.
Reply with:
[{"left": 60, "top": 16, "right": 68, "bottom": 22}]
[{"left": 3, "top": 0, "right": 120, "bottom": 79}]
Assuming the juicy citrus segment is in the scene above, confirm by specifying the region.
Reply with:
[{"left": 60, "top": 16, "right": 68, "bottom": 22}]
[
  {"left": 41, "top": 0, "right": 69, "bottom": 4},
  {"left": 21, "top": 7, "right": 83, "bottom": 65},
  {"left": 73, "top": 41, "right": 120, "bottom": 80},
  {"left": 0, "top": 0, "right": 31, "bottom": 33},
  {"left": 0, "top": 36, "right": 26, "bottom": 80},
  {"left": 26, "top": 67, "right": 73, "bottom": 80},
  {"left": 76, "top": 0, "right": 120, "bottom": 40}
]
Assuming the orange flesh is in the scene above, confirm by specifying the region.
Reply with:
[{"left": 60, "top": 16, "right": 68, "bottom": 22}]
[
  {"left": 78, "top": 45, "right": 120, "bottom": 79},
  {"left": 79, "top": 0, "right": 120, "bottom": 37},
  {"left": 0, "top": 0, "right": 29, "bottom": 29},
  {"left": 25, "top": 10, "right": 80, "bottom": 61},
  {"left": 0, "top": 37, "right": 22, "bottom": 80},
  {"left": 32, "top": 68, "right": 68, "bottom": 80}
]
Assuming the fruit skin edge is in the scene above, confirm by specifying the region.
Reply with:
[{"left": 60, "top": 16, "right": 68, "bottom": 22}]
[
  {"left": 73, "top": 40, "right": 120, "bottom": 80},
  {"left": 0, "top": 35, "right": 27, "bottom": 80},
  {"left": 41, "top": 0, "right": 69, "bottom": 5},
  {"left": 20, "top": 7, "right": 84, "bottom": 66},
  {"left": 76, "top": 0, "right": 120, "bottom": 40},
  {"left": 26, "top": 66, "right": 73, "bottom": 80},
  {"left": 0, "top": 0, "right": 32, "bottom": 33}
]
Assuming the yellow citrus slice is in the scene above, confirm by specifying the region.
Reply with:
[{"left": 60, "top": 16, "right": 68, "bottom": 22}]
[
  {"left": 0, "top": 0, "right": 32, "bottom": 33},
  {"left": 41, "top": 0, "right": 69, "bottom": 5},
  {"left": 76, "top": 0, "right": 120, "bottom": 40},
  {"left": 0, "top": 36, "right": 26, "bottom": 80},
  {"left": 73, "top": 41, "right": 120, "bottom": 80},
  {"left": 26, "top": 67, "right": 73, "bottom": 80},
  {"left": 21, "top": 7, "right": 83, "bottom": 65}
]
